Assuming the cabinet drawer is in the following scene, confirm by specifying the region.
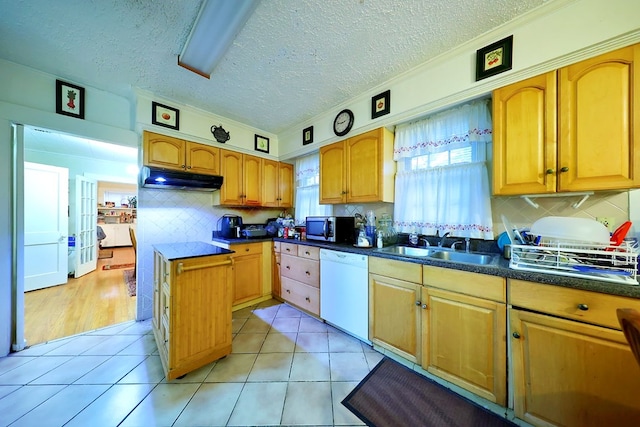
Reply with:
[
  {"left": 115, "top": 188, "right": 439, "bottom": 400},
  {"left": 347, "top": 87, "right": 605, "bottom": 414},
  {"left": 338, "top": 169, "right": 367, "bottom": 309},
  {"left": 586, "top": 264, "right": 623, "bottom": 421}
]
[
  {"left": 280, "top": 242, "right": 298, "bottom": 255},
  {"left": 297, "top": 245, "right": 320, "bottom": 260},
  {"left": 230, "top": 243, "right": 263, "bottom": 256},
  {"left": 273, "top": 241, "right": 281, "bottom": 253},
  {"left": 369, "top": 257, "right": 422, "bottom": 283},
  {"left": 424, "top": 266, "right": 506, "bottom": 303},
  {"left": 509, "top": 279, "right": 640, "bottom": 330},
  {"left": 281, "top": 254, "right": 319, "bottom": 287},
  {"left": 281, "top": 276, "right": 320, "bottom": 315}
]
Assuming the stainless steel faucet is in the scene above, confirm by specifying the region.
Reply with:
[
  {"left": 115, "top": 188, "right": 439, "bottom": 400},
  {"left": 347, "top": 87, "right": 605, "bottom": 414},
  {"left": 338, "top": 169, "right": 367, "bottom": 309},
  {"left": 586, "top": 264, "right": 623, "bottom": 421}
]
[
  {"left": 419, "top": 237, "right": 430, "bottom": 247},
  {"left": 438, "top": 232, "right": 450, "bottom": 247}
]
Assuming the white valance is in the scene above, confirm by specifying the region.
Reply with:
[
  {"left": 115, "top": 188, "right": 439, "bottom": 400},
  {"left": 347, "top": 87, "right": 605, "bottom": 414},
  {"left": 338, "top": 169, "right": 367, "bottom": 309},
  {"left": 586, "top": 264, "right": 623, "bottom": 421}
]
[
  {"left": 394, "top": 98, "right": 492, "bottom": 160},
  {"left": 295, "top": 152, "right": 320, "bottom": 183}
]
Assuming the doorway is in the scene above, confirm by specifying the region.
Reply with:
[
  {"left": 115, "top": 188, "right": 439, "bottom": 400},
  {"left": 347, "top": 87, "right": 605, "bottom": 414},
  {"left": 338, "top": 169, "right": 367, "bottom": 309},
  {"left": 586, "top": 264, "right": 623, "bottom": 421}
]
[{"left": 21, "top": 125, "right": 138, "bottom": 346}]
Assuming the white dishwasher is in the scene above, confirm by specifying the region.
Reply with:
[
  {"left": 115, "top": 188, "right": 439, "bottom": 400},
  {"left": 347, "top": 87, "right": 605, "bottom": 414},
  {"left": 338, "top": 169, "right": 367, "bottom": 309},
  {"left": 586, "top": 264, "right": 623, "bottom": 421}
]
[{"left": 320, "top": 249, "right": 370, "bottom": 343}]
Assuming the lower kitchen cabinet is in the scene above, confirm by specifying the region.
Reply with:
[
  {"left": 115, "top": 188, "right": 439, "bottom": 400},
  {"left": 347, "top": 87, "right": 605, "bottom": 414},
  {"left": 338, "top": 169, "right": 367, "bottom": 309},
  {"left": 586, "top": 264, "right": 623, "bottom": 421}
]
[
  {"left": 272, "top": 241, "right": 281, "bottom": 299},
  {"left": 229, "top": 242, "right": 263, "bottom": 306},
  {"left": 280, "top": 242, "right": 320, "bottom": 315},
  {"left": 369, "top": 257, "right": 422, "bottom": 363},
  {"left": 152, "top": 250, "right": 233, "bottom": 381},
  {"left": 509, "top": 279, "right": 640, "bottom": 426},
  {"left": 100, "top": 223, "right": 135, "bottom": 247},
  {"left": 422, "top": 266, "right": 507, "bottom": 405}
]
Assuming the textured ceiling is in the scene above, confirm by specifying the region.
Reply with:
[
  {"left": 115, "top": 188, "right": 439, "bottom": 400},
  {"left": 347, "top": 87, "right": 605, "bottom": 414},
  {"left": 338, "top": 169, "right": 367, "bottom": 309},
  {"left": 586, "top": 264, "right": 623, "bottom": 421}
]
[{"left": 0, "top": 0, "right": 548, "bottom": 134}]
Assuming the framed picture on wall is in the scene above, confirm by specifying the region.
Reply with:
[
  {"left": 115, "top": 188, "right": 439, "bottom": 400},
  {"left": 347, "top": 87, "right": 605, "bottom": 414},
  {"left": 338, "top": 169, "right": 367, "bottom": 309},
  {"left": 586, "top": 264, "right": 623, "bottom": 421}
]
[
  {"left": 56, "top": 79, "right": 85, "bottom": 119},
  {"left": 255, "top": 134, "right": 269, "bottom": 153},
  {"left": 303, "top": 126, "right": 314, "bottom": 145},
  {"left": 475, "top": 35, "right": 513, "bottom": 81},
  {"left": 151, "top": 101, "right": 180, "bottom": 130},
  {"left": 371, "top": 90, "right": 390, "bottom": 119}
]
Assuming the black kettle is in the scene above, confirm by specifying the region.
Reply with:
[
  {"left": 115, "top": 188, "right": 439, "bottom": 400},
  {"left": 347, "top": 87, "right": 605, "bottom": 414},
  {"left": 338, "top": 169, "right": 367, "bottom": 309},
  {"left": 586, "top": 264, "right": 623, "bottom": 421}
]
[{"left": 219, "top": 214, "right": 243, "bottom": 239}]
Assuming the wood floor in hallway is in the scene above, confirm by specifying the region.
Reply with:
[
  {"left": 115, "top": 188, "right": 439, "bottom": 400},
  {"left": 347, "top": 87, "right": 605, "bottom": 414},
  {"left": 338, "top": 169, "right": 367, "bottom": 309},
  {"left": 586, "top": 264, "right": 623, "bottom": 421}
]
[{"left": 24, "top": 246, "right": 137, "bottom": 347}]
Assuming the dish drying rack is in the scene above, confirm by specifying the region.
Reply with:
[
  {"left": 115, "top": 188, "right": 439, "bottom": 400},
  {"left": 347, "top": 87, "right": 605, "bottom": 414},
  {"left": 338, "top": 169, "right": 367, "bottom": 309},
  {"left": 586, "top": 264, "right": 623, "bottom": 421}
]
[{"left": 510, "top": 240, "right": 639, "bottom": 285}]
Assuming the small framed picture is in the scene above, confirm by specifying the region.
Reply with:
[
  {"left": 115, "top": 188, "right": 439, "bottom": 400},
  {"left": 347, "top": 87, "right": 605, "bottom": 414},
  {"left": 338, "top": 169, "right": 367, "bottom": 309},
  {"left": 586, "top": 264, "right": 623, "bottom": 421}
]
[
  {"left": 371, "top": 90, "right": 390, "bottom": 119},
  {"left": 152, "top": 101, "right": 180, "bottom": 130},
  {"left": 56, "top": 79, "right": 85, "bottom": 119},
  {"left": 255, "top": 134, "right": 269, "bottom": 153},
  {"left": 476, "top": 35, "right": 513, "bottom": 81},
  {"left": 302, "top": 126, "right": 314, "bottom": 145}
]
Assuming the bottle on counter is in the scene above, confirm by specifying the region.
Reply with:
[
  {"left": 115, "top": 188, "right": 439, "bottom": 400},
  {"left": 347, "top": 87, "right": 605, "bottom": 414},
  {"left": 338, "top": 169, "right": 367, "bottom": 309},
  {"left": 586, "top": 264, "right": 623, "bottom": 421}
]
[{"left": 377, "top": 231, "right": 383, "bottom": 249}]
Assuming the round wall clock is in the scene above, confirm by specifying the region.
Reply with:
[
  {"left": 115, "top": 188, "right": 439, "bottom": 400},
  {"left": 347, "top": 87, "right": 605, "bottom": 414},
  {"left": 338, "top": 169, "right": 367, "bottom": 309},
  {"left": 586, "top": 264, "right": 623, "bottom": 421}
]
[{"left": 333, "top": 109, "right": 354, "bottom": 137}]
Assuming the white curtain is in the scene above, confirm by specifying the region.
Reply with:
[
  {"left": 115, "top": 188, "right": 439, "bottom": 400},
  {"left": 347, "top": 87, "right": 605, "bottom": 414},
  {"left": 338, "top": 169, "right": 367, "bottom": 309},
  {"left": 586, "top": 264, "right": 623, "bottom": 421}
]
[
  {"left": 393, "top": 99, "right": 494, "bottom": 239},
  {"left": 294, "top": 153, "right": 332, "bottom": 225}
]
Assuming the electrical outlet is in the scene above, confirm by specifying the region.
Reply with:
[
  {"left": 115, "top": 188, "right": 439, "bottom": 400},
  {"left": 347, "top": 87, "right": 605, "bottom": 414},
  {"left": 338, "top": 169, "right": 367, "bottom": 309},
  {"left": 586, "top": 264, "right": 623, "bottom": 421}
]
[{"left": 596, "top": 217, "right": 615, "bottom": 232}]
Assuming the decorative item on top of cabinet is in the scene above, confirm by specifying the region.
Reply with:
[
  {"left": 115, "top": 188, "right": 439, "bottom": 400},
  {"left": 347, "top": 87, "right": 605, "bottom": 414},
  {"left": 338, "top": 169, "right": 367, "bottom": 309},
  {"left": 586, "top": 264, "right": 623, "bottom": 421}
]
[
  {"left": 152, "top": 250, "right": 232, "bottom": 381},
  {"left": 421, "top": 266, "right": 507, "bottom": 406},
  {"left": 210, "top": 125, "right": 230, "bottom": 143},
  {"left": 509, "top": 279, "right": 640, "bottom": 426},
  {"left": 368, "top": 257, "right": 422, "bottom": 363},
  {"left": 143, "top": 131, "right": 220, "bottom": 176},
  {"left": 215, "top": 149, "right": 262, "bottom": 206},
  {"left": 320, "top": 127, "right": 395, "bottom": 204},
  {"left": 262, "top": 160, "right": 293, "bottom": 208},
  {"left": 493, "top": 43, "right": 640, "bottom": 196},
  {"left": 280, "top": 242, "right": 320, "bottom": 315}
]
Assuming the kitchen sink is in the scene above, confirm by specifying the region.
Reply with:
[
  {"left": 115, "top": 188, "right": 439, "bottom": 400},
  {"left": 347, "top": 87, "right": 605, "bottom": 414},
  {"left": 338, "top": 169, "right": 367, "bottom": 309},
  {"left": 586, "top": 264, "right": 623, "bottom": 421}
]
[
  {"left": 377, "top": 245, "right": 437, "bottom": 257},
  {"left": 427, "top": 251, "right": 496, "bottom": 265}
]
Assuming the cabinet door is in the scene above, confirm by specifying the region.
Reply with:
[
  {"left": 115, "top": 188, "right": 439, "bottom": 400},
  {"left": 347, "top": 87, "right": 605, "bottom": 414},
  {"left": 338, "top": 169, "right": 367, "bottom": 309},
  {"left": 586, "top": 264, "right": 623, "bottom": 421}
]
[
  {"left": 143, "top": 131, "right": 186, "bottom": 171},
  {"left": 422, "top": 287, "right": 507, "bottom": 405},
  {"left": 278, "top": 162, "right": 294, "bottom": 208},
  {"left": 262, "top": 159, "right": 279, "bottom": 207},
  {"left": 510, "top": 309, "right": 640, "bottom": 426},
  {"left": 219, "top": 149, "right": 244, "bottom": 205},
  {"left": 231, "top": 253, "right": 263, "bottom": 305},
  {"left": 319, "top": 141, "right": 346, "bottom": 204},
  {"left": 492, "top": 72, "right": 557, "bottom": 195},
  {"left": 186, "top": 142, "right": 220, "bottom": 175},
  {"left": 243, "top": 154, "right": 262, "bottom": 206},
  {"left": 272, "top": 252, "right": 281, "bottom": 298},
  {"left": 152, "top": 251, "right": 164, "bottom": 330},
  {"left": 99, "top": 224, "right": 116, "bottom": 247},
  {"left": 369, "top": 273, "right": 422, "bottom": 363},
  {"left": 559, "top": 44, "right": 640, "bottom": 191},
  {"left": 346, "top": 129, "right": 382, "bottom": 202}
]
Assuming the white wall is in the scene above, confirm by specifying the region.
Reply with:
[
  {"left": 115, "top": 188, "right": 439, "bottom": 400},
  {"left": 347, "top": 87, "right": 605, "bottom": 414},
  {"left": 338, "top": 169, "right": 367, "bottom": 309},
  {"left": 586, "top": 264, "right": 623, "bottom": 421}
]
[{"left": 277, "top": 0, "right": 640, "bottom": 159}]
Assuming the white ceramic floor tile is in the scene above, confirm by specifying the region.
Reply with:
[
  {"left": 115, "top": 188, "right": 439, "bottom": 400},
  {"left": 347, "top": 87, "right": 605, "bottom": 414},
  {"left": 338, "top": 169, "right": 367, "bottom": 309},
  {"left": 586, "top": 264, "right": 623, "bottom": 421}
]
[
  {"left": 30, "top": 355, "right": 110, "bottom": 385},
  {"left": 295, "top": 332, "right": 329, "bottom": 353},
  {"left": 330, "top": 353, "right": 371, "bottom": 382},
  {"left": 173, "top": 382, "right": 244, "bottom": 426},
  {"left": 0, "top": 356, "right": 72, "bottom": 385},
  {"left": 282, "top": 381, "right": 334, "bottom": 425},
  {"left": 227, "top": 382, "right": 288, "bottom": 426},
  {"left": 43, "top": 335, "right": 107, "bottom": 356},
  {"left": 331, "top": 381, "right": 366, "bottom": 426},
  {"left": 0, "top": 385, "right": 65, "bottom": 426},
  {"left": 0, "top": 356, "right": 37, "bottom": 376},
  {"left": 231, "top": 317, "right": 247, "bottom": 333},
  {"left": 289, "top": 352, "right": 330, "bottom": 381},
  {"left": 299, "top": 316, "right": 329, "bottom": 332},
  {"left": 81, "top": 334, "right": 143, "bottom": 356},
  {"left": 9, "top": 384, "right": 109, "bottom": 427},
  {"left": 261, "top": 331, "right": 297, "bottom": 353},
  {"left": 0, "top": 385, "right": 19, "bottom": 399},
  {"left": 271, "top": 316, "right": 301, "bottom": 332},
  {"left": 117, "top": 333, "right": 158, "bottom": 355},
  {"left": 231, "top": 332, "right": 266, "bottom": 353},
  {"left": 65, "top": 383, "right": 154, "bottom": 427},
  {"left": 247, "top": 353, "right": 293, "bottom": 382},
  {"left": 328, "top": 332, "right": 366, "bottom": 353},
  {"left": 239, "top": 317, "right": 272, "bottom": 333},
  {"left": 117, "top": 355, "right": 166, "bottom": 384},
  {"left": 251, "top": 304, "right": 280, "bottom": 321},
  {"left": 119, "top": 383, "right": 199, "bottom": 426},
  {"left": 74, "top": 355, "right": 148, "bottom": 384},
  {"left": 276, "top": 304, "right": 304, "bottom": 318},
  {"left": 204, "top": 353, "right": 257, "bottom": 383}
]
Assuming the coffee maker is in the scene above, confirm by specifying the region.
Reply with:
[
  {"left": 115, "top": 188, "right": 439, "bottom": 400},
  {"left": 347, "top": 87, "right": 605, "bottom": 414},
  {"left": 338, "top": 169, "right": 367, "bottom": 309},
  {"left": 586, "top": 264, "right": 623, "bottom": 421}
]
[{"left": 218, "top": 214, "right": 243, "bottom": 238}]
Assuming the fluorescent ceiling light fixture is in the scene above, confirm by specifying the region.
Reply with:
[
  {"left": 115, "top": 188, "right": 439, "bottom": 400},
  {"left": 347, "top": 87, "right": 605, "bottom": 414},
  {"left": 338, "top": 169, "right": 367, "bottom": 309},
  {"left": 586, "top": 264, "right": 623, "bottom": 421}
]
[{"left": 179, "top": 0, "right": 261, "bottom": 78}]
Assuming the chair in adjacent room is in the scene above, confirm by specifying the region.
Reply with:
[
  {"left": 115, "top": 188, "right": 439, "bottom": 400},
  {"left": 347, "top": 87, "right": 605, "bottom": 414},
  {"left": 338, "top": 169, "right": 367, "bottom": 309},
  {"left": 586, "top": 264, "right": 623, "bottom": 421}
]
[
  {"left": 617, "top": 308, "right": 640, "bottom": 367},
  {"left": 129, "top": 227, "right": 137, "bottom": 279}
]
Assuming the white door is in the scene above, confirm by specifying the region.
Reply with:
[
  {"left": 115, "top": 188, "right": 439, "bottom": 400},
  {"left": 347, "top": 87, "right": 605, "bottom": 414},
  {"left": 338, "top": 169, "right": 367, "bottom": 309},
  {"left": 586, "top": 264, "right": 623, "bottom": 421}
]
[
  {"left": 74, "top": 175, "right": 97, "bottom": 277},
  {"left": 24, "top": 162, "right": 69, "bottom": 291}
]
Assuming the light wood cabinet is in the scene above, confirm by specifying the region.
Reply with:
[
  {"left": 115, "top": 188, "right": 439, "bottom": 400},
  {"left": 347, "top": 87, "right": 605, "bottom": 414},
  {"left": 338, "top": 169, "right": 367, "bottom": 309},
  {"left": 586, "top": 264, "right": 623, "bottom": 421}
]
[
  {"left": 100, "top": 223, "right": 135, "bottom": 247},
  {"left": 369, "top": 257, "right": 422, "bottom": 363},
  {"left": 143, "top": 131, "right": 220, "bottom": 175},
  {"left": 229, "top": 242, "right": 263, "bottom": 305},
  {"left": 493, "top": 44, "right": 640, "bottom": 195},
  {"left": 509, "top": 279, "right": 640, "bottom": 426},
  {"left": 152, "top": 250, "right": 233, "bottom": 381},
  {"left": 421, "top": 266, "right": 507, "bottom": 405},
  {"left": 217, "top": 149, "right": 262, "bottom": 206},
  {"left": 262, "top": 160, "right": 293, "bottom": 208},
  {"left": 272, "top": 241, "right": 281, "bottom": 299},
  {"left": 320, "top": 127, "right": 395, "bottom": 204},
  {"left": 280, "top": 242, "right": 320, "bottom": 315}
]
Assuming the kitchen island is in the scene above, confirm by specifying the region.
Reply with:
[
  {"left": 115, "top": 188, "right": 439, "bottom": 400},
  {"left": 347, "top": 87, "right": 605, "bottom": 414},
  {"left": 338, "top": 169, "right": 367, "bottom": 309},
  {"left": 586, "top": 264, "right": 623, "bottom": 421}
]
[{"left": 152, "top": 242, "right": 234, "bottom": 380}]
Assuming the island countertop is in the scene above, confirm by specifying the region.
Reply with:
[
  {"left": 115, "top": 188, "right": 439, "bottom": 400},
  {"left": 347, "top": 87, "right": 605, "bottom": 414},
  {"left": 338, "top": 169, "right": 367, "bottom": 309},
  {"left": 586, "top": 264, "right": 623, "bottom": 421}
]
[{"left": 153, "top": 241, "right": 234, "bottom": 260}]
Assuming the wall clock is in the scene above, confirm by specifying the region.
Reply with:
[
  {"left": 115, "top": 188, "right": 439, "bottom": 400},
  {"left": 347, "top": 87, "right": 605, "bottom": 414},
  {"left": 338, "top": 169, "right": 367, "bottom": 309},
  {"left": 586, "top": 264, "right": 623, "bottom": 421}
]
[{"left": 333, "top": 109, "right": 354, "bottom": 137}]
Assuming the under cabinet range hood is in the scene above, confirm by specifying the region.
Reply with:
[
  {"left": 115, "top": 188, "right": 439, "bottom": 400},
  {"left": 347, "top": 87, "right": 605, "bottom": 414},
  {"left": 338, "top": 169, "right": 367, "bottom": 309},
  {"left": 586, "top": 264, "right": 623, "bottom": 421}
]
[{"left": 141, "top": 166, "right": 223, "bottom": 191}]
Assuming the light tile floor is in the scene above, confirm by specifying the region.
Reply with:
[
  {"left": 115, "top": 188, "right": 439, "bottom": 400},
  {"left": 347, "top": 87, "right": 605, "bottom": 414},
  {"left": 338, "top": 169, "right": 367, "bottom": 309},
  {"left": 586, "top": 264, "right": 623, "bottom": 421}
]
[{"left": 0, "top": 300, "right": 381, "bottom": 426}]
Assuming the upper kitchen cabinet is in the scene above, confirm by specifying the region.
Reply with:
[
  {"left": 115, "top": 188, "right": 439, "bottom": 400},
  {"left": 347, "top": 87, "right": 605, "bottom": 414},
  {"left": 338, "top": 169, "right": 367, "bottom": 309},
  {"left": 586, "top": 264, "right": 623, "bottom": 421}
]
[
  {"left": 143, "top": 131, "right": 220, "bottom": 175},
  {"left": 319, "top": 127, "right": 395, "bottom": 204},
  {"left": 493, "top": 44, "right": 640, "bottom": 195},
  {"left": 217, "top": 149, "right": 262, "bottom": 206},
  {"left": 262, "top": 160, "right": 293, "bottom": 208}
]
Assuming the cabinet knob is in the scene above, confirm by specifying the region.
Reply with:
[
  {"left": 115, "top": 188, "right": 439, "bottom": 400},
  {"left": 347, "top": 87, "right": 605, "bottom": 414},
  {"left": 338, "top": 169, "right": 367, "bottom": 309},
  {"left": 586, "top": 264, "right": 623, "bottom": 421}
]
[
  {"left": 305, "top": 251, "right": 310, "bottom": 255},
  {"left": 560, "top": 166, "right": 569, "bottom": 173},
  {"left": 577, "top": 303, "right": 589, "bottom": 311},
  {"left": 305, "top": 271, "right": 310, "bottom": 276},
  {"left": 245, "top": 248, "right": 250, "bottom": 252},
  {"left": 286, "top": 289, "right": 291, "bottom": 293},
  {"left": 415, "top": 300, "right": 421, "bottom": 306},
  {"left": 305, "top": 297, "right": 310, "bottom": 302},
  {"left": 286, "top": 265, "right": 290, "bottom": 270},
  {"left": 181, "top": 165, "right": 186, "bottom": 169},
  {"left": 187, "top": 166, "right": 191, "bottom": 169},
  {"left": 286, "top": 248, "right": 291, "bottom": 252},
  {"left": 422, "top": 304, "right": 427, "bottom": 309},
  {"left": 546, "top": 168, "right": 555, "bottom": 175},
  {"left": 512, "top": 332, "right": 521, "bottom": 339}
]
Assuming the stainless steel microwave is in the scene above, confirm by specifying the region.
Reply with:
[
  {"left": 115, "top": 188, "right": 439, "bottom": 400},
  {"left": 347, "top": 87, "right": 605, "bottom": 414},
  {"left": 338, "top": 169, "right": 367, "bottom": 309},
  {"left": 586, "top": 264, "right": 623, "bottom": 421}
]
[{"left": 305, "top": 216, "right": 355, "bottom": 243}]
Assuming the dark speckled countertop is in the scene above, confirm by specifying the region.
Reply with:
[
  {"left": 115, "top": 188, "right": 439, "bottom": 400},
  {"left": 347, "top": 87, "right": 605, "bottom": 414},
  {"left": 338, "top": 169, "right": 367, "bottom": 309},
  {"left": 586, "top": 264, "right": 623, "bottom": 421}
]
[
  {"left": 210, "top": 236, "right": 640, "bottom": 299},
  {"left": 154, "top": 241, "right": 234, "bottom": 260}
]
